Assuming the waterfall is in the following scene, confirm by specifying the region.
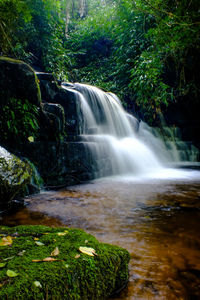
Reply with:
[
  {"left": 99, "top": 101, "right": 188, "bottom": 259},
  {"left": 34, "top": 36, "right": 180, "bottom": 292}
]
[{"left": 62, "top": 83, "right": 198, "bottom": 178}]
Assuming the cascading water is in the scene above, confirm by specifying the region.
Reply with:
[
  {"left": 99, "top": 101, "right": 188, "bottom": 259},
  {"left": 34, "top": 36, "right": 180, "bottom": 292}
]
[{"left": 62, "top": 83, "right": 199, "bottom": 178}]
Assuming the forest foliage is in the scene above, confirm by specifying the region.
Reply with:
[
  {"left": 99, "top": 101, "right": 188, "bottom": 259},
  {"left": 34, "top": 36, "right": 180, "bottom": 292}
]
[{"left": 0, "top": 0, "right": 199, "bottom": 122}]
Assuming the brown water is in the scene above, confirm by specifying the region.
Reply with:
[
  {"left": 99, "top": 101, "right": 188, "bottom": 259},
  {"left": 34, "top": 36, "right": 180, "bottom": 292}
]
[{"left": 1, "top": 170, "right": 200, "bottom": 299}]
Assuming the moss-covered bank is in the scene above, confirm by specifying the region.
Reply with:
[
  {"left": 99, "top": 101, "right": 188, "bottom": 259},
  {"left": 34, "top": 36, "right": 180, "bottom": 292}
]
[{"left": 0, "top": 225, "right": 130, "bottom": 299}]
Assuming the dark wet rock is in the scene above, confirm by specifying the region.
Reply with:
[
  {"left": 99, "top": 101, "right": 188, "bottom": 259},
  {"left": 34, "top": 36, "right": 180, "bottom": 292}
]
[
  {"left": 0, "top": 57, "right": 41, "bottom": 106},
  {"left": 22, "top": 141, "right": 101, "bottom": 187},
  {"left": 42, "top": 103, "right": 65, "bottom": 136},
  {"left": 38, "top": 75, "right": 83, "bottom": 136}
]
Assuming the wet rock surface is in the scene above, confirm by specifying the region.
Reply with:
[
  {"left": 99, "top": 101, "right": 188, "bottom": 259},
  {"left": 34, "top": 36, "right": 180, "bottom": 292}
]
[{"left": 0, "top": 57, "right": 99, "bottom": 196}]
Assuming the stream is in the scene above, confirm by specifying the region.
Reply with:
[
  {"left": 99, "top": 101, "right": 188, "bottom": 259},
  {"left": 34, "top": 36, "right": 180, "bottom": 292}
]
[{"left": 1, "top": 168, "right": 200, "bottom": 299}]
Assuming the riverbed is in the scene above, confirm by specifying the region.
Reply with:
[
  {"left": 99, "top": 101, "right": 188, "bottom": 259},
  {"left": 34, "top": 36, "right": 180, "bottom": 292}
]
[{"left": 1, "top": 168, "right": 200, "bottom": 299}]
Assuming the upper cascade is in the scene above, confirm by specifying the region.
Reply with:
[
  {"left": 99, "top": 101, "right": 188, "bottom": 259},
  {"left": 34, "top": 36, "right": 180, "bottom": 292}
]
[
  {"left": 61, "top": 82, "right": 200, "bottom": 178},
  {"left": 62, "top": 83, "right": 168, "bottom": 176}
]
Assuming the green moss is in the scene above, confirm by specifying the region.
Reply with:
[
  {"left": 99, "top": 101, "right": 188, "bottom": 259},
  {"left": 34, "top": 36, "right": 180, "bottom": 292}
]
[{"left": 0, "top": 225, "right": 130, "bottom": 299}]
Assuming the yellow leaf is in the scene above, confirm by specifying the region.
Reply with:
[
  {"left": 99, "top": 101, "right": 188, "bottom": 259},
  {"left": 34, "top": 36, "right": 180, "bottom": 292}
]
[
  {"left": 57, "top": 232, "right": 67, "bottom": 236},
  {"left": 51, "top": 247, "right": 59, "bottom": 256},
  {"left": 79, "top": 247, "right": 97, "bottom": 257},
  {"left": 28, "top": 136, "right": 34, "bottom": 142},
  {"left": 75, "top": 254, "right": 80, "bottom": 259},
  {"left": 0, "top": 236, "right": 13, "bottom": 246},
  {"left": 34, "top": 238, "right": 39, "bottom": 241},
  {"left": 7, "top": 270, "right": 18, "bottom": 277}
]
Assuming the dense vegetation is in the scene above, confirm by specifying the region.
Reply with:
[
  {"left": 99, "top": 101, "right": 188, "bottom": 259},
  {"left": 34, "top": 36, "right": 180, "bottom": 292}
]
[{"left": 0, "top": 0, "right": 199, "bottom": 123}]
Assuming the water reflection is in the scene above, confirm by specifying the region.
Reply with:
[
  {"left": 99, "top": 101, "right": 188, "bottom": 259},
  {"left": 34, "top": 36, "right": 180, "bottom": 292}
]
[{"left": 1, "top": 174, "right": 200, "bottom": 299}]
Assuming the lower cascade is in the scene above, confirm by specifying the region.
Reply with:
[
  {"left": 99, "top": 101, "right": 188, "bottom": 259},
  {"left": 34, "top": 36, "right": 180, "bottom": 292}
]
[{"left": 62, "top": 83, "right": 196, "bottom": 178}]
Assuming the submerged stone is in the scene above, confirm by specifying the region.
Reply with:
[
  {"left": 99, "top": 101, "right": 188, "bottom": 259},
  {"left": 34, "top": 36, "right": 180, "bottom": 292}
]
[{"left": 0, "top": 225, "right": 130, "bottom": 299}]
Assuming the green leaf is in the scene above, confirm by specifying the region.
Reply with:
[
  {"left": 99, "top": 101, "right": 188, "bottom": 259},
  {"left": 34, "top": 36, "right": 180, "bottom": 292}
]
[
  {"left": 33, "top": 281, "right": 42, "bottom": 288},
  {"left": 7, "top": 270, "right": 18, "bottom": 277},
  {"left": 0, "top": 263, "right": 6, "bottom": 268},
  {"left": 35, "top": 241, "right": 45, "bottom": 246}
]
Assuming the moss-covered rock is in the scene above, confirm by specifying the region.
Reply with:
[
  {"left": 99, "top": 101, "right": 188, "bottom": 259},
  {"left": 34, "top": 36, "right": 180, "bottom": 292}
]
[
  {"left": 0, "top": 57, "right": 41, "bottom": 106},
  {"left": 0, "top": 225, "right": 130, "bottom": 299},
  {"left": 0, "top": 147, "right": 32, "bottom": 208}
]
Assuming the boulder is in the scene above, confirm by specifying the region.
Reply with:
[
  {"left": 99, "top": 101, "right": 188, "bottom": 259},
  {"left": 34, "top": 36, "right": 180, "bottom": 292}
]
[
  {"left": 0, "top": 147, "right": 32, "bottom": 208},
  {"left": 0, "top": 225, "right": 130, "bottom": 299}
]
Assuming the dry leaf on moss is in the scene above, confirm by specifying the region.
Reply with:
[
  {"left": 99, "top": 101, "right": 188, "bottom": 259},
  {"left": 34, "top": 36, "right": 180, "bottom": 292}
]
[
  {"left": 79, "top": 247, "right": 97, "bottom": 256},
  {"left": 0, "top": 236, "right": 13, "bottom": 246},
  {"left": 32, "top": 257, "right": 59, "bottom": 262},
  {"left": 51, "top": 247, "right": 59, "bottom": 256}
]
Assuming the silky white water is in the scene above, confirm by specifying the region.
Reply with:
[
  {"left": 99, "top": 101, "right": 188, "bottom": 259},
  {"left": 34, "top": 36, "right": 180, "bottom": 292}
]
[{"left": 62, "top": 83, "right": 199, "bottom": 178}]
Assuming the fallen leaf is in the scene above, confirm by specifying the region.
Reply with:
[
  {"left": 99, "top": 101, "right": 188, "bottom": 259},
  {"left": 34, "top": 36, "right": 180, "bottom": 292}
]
[
  {"left": 32, "top": 257, "right": 59, "bottom": 262},
  {"left": 3, "top": 256, "right": 15, "bottom": 261},
  {"left": 34, "top": 238, "right": 39, "bottom": 241},
  {"left": 51, "top": 247, "right": 59, "bottom": 256},
  {"left": 0, "top": 263, "right": 6, "bottom": 268},
  {"left": 42, "top": 257, "right": 59, "bottom": 262},
  {"left": 18, "top": 250, "right": 26, "bottom": 256},
  {"left": 7, "top": 270, "right": 18, "bottom": 277},
  {"left": 57, "top": 232, "right": 67, "bottom": 236},
  {"left": 33, "top": 281, "right": 42, "bottom": 288},
  {"left": 32, "top": 259, "right": 41, "bottom": 262},
  {"left": 0, "top": 236, "right": 13, "bottom": 246},
  {"left": 75, "top": 254, "right": 80, "bottom": 259},
  {"left": 35, "top": 241, "right": 44, "bottom": 246},
  {"left": 79, "top": 246, "right": 97, "bottom": 257},
  {"left": 28, "top": 136, "right": 34, "bottom": 142}
]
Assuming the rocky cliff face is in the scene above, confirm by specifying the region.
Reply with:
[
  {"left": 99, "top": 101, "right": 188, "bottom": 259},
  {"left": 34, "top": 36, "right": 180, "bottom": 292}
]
[{"left": 0, "top": 57, "right": 97, "bottom": 206}]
